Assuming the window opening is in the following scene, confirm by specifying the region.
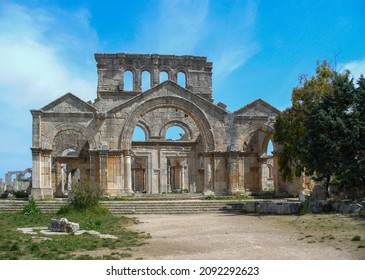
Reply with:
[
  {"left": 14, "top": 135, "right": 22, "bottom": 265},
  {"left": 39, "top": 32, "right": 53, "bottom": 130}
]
[
  {"left": 160, "top": 71, "right": 168, "bottom": 83},
  {"left": 165, "top": 126, "right": 186, "bottom": 141},
  {"left": 132, "top": 126, "right": 146, "bottom": 141},
  {"left": 177, "top": 72, "right": 186, "bottom": 88},
  {"left": 124, "top": 70, "right": 133, "bottom": 91},
  {"left": 141, "top": 71, "right": 151, "bottom": 91}
]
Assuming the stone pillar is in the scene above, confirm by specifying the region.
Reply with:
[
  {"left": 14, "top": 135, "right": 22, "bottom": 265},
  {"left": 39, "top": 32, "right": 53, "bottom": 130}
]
[
  {"left": 167, "top": 165, "right": 171, "bottom": 192},
  {"left": 228, "top": 152, "right": 240, "bottom": 194},
  {"left": 31, "top": 148, "right": 41, "bottom": 198},
  {"left": 273, "top": 151, "right": 280, "bottom": 194},
  {"left": 151, "top": 54, "right": 160, "bottom": 87},
  {"left": 31, "top": 148, "right": 53, "bottom": 200},
  {"left": 61, "top": 164, "right": 66, "bottom": 194},
  {"left": 203, "top": 153, "right": 213, "bottom": 195},
  {"left": 181, "top": 165, "right": 185, "bottom": 191},
  {"left": 98, "top": 148, "right": 108, "bottom": 191},
  {"left": 107, "top": 150, "right": 123, "bottom": 196},
  {"left": 122, "top": 150, "right": 134, "bottom": 195},
  {"left": 135, "top": 69, "right": 142, "bottom": 92}
]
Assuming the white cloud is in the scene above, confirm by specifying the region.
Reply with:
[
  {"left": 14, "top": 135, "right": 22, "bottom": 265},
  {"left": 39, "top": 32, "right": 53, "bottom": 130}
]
[
  {"left": 0, "top": 3, "right": 98, "bottom": 173},
  {"left": 0, "top": 4, "right": 97, "bottom": 107},
  {"left": 209, "top": 0, "right": 260, "bottom": 78},
  {"left": 137, "top": 0, "right": 210, "bottom": 54},
  {"left": 342, "top": 58, "right": 365, "bottom": 80}
]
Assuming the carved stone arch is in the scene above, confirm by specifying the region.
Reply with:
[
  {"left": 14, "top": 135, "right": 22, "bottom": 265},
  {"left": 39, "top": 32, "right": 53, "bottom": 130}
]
[
  {"left": 239, "top": 123, "right": 275, "bottom": 153},
  {"left": 261, "top": 133, "right": 276, "bottom": 157},
  {"left": 120, "top": 96, "right": 215, "bottom": 151},
  {"left": 159, "top": 66, "right": 173, "bottom": 82},
  {"left": 123, "top": 66, "right": 137, "bottom": 91},
  {"left": 44, "top": 123, "right": 91, "bottom": 155},
  {"left": 135, "top": 120, "right": 152, "bottom": 140},
  {"left": 173, "top": 67, "right": 188, "bottom": 87},
  {"left": 160, "top": 120, "right": 194, "bottom": 140}
]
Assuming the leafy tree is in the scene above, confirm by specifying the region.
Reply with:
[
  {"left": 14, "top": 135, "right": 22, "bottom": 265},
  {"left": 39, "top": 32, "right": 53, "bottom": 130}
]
[
  {"left": 302, "top": 74, "right": 365, "bottom": 193},
  {"left": 274, "top": 61, "right": 337, "bottom": 181},
  {"left": 275, "top": 60, "right": 365, "bottom": 195}
]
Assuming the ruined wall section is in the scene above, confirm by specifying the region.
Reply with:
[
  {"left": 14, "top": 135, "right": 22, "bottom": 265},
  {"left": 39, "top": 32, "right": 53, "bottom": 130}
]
[{"left": 94, "top": 53, "right": 213, "bottom": 102}]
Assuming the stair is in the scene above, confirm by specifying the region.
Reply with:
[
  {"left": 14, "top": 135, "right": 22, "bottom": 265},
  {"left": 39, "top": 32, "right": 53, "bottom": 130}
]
[{"left": 0, "top": 199, "right": 244, "bottom": 214}]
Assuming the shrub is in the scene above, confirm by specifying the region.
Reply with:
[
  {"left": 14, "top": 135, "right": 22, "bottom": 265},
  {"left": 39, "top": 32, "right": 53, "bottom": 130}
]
[
  {"left": 22, "top": 197, "right": 41, "bottom": 215},
  {"left": 68, "top": 182, "right": 103, "bottom": 210},
  {"left": 14, "top": 190, "right": 29, "bottom": 199}
]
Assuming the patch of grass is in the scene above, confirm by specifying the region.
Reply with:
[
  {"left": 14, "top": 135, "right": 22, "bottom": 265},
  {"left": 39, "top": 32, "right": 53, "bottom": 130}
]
[{"left": 0, "top": 206, "right": 148, "bottom": 260}]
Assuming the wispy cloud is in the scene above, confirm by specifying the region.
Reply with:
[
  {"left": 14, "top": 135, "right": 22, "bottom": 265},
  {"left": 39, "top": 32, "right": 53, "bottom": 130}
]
[
  {"left": 342, "top": 57, "right": 365, "bottom": 80},
  {"left": 132, "top": 0, "right": 259, "bottom": 78},
  {"left": 209, "top": 0, "right": 260, "bottom": 78},
  {"left": 0, "top": 3, "right": 98, "bottom": 172},
  {"left": 136, "top": 0, "right": 210, "bottom": 54},
  {"left": 0, "top": 3, "right": 97, "bottom": 107}
]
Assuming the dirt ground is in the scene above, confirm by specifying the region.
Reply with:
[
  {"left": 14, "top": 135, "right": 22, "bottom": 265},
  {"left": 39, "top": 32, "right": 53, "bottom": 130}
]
[{"left": 127, "top": 213, "right": 365, "bottom": 260}]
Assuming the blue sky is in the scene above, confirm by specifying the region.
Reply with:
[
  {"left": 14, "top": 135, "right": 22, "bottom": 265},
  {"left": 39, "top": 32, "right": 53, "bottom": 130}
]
[{"left": 0, "top": 0, "right": 364, "bottom": 179}]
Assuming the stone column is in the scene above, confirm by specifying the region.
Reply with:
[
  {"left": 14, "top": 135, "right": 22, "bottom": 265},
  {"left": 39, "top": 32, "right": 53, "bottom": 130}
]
[
  {"left": 203, "top": 153, "right": 213, "bottom": 195},
  {"left": 98, "top": 149, "right": 108, "bottom": 191},
  {"left": 151, "top": 54, "right": 160, "bottom": 87},
  {"left": 122, "top": 150, "right": 134, "bottom": 195},
  {"left": 31, "top": 148, "right": 53, "bottom": 199},
  {"left": 228, "top": 152, "right": 240, "bottom": 194},
  {"left": 31, "top": 148, "right": 42, "bottom": 199},
  {"left": 273, "top": 151, "right": 280, "bottom": 194}
]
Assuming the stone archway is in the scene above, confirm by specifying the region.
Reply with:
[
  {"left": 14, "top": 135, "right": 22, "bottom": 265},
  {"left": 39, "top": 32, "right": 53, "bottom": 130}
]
[
  {"left": 119, "top": 96, "right": 215, "bottom": 194},
  {"left": 120, "top": 96, "right": 215, "bottom": 151}
]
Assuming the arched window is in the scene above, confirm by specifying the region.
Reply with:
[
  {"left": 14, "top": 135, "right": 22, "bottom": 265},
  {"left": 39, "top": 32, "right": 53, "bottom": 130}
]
[
  {"left": 62, "top": 149, "right": 77, "bottom": 157},
  {"left": 132, "top": 126, "right": 146, "bottom": 141},
  {"left": 266, "top": 139, "right": 274, "bottom": 156},
  {"left": 160, "top": 71, "right": 168, "bottom": 83},
  {"left": 124, "top": 70, "right": 133, "bottom": 91},
  {"left": 141, "top": 71, "right": 151, "bottom": 91},
  {"left": 177, "top": 72, "right": 186, "bottom": 88},
  {"left": 165, "top": 126, "right": 186, "bottom": 141}
]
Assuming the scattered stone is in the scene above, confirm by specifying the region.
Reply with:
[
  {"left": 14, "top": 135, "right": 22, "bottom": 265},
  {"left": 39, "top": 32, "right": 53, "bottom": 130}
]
[{"left": 48, "top": 218, "right": 79, "bottom": 233}]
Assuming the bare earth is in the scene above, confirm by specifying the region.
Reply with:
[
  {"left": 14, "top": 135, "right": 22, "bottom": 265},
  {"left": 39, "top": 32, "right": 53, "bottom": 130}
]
[{"left": 127, "top": 213, "right": 365, "bottom": 260}]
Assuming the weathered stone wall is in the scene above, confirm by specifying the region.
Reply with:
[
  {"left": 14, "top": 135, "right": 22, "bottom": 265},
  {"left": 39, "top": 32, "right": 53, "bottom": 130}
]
[{"left": 30, "top": 53, "right": 303, "bottom": 199}]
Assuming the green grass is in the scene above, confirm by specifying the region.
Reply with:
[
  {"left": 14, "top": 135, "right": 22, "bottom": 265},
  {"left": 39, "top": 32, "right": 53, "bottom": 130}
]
[{"left": 0, "top": 206, "right": 148, "bottom": 260}]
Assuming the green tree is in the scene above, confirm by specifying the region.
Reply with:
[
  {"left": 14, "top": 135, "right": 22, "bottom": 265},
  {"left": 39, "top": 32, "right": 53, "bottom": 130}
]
[
  {"left": 274, "top": 61, "right": 337, "bottom": 181},
  {"left": 302, "top": 74, "right": 365, "bottom": 193}
]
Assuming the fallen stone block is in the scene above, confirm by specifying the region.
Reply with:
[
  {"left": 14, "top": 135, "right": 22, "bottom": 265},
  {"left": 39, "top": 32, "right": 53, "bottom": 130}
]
[{"left": 48, "top": 218, "right": 79, "bottom": 233}]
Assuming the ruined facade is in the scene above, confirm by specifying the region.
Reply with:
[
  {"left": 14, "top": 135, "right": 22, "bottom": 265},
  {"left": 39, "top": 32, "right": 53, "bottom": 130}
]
[
  {"left": 31, "top": 53, "right": 298, "bottom": 199},
  {"left": 4, "top": 168, "right": 32, "bottom": 192}
]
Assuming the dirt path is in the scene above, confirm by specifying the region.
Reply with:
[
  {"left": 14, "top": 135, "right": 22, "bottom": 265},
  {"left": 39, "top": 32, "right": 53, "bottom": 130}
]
[{"left": 128, "top": 213, "right": 364, "bottom": 260}]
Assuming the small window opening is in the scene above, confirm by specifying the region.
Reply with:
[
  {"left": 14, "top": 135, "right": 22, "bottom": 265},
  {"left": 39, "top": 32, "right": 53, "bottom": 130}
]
[
  {"left": 124, "top": 70, "right": 133, "bottom": 91},
  {"left": 160, "top": 71, "right": 168, "bottom": 83},
  {"left": 141, "top": 71, "right": 151, "bottom": 91},
  {"left": 132, "top": 126, "right": 146, "bottom": 141},
  {"left": 165, "top": 126, "right": 186, "bottom": 141},
  {"left": 177, "top": 72, "right": 186, "bottom": 88}
]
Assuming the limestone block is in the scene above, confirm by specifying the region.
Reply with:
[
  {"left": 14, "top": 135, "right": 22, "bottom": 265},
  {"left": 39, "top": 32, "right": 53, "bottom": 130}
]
[
  {"left": 48, "top": 218, "right": 79, "bottom": 233},
  {"left": 244, "top": 201, "right": 259, "bottom": 213}
]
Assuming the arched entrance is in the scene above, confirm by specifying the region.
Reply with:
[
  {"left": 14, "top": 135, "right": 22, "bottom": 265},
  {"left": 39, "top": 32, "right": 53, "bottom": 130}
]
[{"left": 119, "top": 96, "right": 215, "bottom": 194}]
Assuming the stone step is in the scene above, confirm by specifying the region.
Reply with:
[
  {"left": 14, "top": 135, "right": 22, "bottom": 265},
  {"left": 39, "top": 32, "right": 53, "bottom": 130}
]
[{"left": 0, "top": 200, "right": 244, "bottom": 214}]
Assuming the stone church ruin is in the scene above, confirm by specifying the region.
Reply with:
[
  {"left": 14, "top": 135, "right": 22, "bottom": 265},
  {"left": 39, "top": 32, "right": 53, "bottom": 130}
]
[{"left": 31, "top": 53, "right": 300, "bottom": 199}]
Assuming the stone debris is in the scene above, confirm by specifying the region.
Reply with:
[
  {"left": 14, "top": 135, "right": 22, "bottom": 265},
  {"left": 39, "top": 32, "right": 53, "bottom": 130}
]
[
  {"left": 18, "top": 225, "right": 118, "bottom": 239},
  {"left": 48, "top": 217, "right": 79, "bottom": 233}
]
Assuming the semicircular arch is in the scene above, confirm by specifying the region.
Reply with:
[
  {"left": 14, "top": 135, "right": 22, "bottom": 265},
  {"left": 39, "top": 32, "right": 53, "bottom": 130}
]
[
  {"left": 160, "top": 120, "right": 194, "bottom": 140},
  {"left": 120, "top": 96, "right": 215, "bottom": 151},
  {"left": 238, "top": 123, "right": 276, "bottom": 152},
  {"left": 44, "top": 123, "right": 92, "bottom": 154}
]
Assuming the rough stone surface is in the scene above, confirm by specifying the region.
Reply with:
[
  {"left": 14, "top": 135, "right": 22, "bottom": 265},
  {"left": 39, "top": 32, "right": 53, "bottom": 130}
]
[{"left": 48, "top": 218, "right": 79, "bottom": 233}]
